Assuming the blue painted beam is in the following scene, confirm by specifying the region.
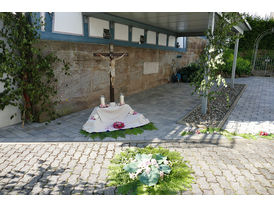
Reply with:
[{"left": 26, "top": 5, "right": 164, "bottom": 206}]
[
  {"left": 83, "top": 16, "right": 89, "bottom": 37},
  {"left": 45, "top": 12, "right": 52, "bottom": 32},
  {"left": 39, "top": 31, "right": 186, "bottom": 52},
  {"left": 37, "top": 12, "right": 187, "bottom": 53}
]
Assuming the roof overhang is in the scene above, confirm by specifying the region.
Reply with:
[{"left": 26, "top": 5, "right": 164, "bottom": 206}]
[{"left": 83, "top": 12, "right": 252, "bottom": 37}]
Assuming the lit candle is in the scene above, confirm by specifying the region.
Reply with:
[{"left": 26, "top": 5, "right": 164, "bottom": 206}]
[
  {"left": 120, "top": 93, "right": 125, "bottom": 105},
  {"left": 100, "top": 95, "right": 105, "bottom": 106}
]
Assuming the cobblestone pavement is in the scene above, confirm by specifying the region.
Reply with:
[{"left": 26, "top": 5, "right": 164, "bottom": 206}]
[
  {"left": 0, "top": 83, "right": 199, "bottom": 142},
  {"left": 0, "top": 139, "right": 273, "bottom": 195},
  {"left": 223, "top": 77, "right": 274, "bottom": 134},
  {"left": 1, "top": 77, "right": 273, "bottom": 142}
]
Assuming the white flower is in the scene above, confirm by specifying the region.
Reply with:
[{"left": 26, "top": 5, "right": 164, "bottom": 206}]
[
  {"left": 160, "top": 171, "right": 164, "bottom": 178},
  {"left": 136, "top": 169, "right": 143, "bottom": 175},
  {"left": 163, "top": 160, "right": 169, "bottom": 165},
  {"left": 145, "top": 167, "right": 151, "bottom": 174},
  {"left": 145, "top": 160, "right": 151, "bottom": 166},
  {"left": 138, "top": 161, "right": 146, "bottom": 168},
  {"left": 129, "top": 173, "right": 135, "bottom": 179},
  {"left": 151, "top": 159, "right": 157, "bottom": 165}
]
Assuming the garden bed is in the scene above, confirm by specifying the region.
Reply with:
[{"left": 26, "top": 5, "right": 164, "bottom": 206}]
[{"left": 178, "top": 84, "right": 246, "bottom": 128}]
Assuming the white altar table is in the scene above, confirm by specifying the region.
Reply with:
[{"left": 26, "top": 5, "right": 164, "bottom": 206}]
[{"left": 82, "top": 103, "right": 150, "bottom": 133}]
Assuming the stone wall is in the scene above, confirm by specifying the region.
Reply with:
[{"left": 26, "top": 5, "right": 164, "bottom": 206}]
[{"left": 38, "top": 37, "right": 206, "bottom": 119}]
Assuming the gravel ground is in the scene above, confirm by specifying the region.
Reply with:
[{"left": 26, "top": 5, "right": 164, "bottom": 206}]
[{"left": 182, "top": 84, "right": 246, "bottom": 128}]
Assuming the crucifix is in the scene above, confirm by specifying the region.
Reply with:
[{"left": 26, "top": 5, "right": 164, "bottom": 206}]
[{"left": 94, "top": 44, "right": 128, "bottom": 102}]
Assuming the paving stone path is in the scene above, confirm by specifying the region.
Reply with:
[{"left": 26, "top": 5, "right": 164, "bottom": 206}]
[
  {"left": 0, "top": 139, "right": 273, "bottom": 195},
  {"left": 1, "top": 77, "right": 273, "bottom": 143},
  {"left": 0, "top": 83, "right": 199, "bottom": 142},
  {"left": 223, "top": 77, "right": 274, "bottom": 134}
]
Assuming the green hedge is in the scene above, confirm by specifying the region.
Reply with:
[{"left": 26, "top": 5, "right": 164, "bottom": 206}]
[{"left": 238, "top": 15, "right": 274, "bottom": 51}]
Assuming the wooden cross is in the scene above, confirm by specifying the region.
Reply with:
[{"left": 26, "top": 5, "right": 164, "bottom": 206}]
[{"left": 94, "top": 44, "right": 128, "bottom": 102}]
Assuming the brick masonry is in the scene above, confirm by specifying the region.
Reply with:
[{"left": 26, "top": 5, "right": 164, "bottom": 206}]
[{"left": 37, "top": 37, "right": 206, "bottom": 119}]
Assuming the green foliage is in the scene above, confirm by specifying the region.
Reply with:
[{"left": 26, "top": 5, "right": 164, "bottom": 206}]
[
  {"left": 0, "top": 12, "right": 70, "bottom": 125},
  {"left": 191, "top": 13, "right": 244, "bottom": 108},
  {"left": 107, "top": 147, "right": 194, "bottom": 195},
  {"left": 181, "top": 131, "right": 194, "bottom": 136},
  {"left": 80, "top": 122, "right": 157, "bottom": 140},
  {"left": 178, "top": 63, "right": 202, "bottom": 83},
  {"left": 220, "top": 49, "right": 251, "bottom": 76},
  {"left": 237, "top": 14, "right": 274, "bottom": 51},
  {"left": 198, "top": 127, "right": 274, "bottom": 140}
]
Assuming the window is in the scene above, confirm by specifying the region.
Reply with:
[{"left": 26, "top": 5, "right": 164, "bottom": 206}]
[
  {"left": 147, "top": 31, "right": 156, "bottom": 45},
  {"left": 114, "top": 23, "right": 128, "bottom": 41},
  {"left": 176, "top": 37, "right": 186, "bottom": 49},
  {"left": 89, "top": 17, "right": 109, "bottom": 38},
  {"left": 168, "top": 36, "right": 176, "bottom": 47},
  {"left": 53, "top": 12, "right": 83, "bottom": 35},
  {"left": 132, "top": 27, "right": 144, "bottom": 43},
  {"left": 158, "top": 33, "right": 167, "bottom": 46}
]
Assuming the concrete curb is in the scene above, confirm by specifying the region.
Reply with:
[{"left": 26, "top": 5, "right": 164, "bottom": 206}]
[{"left": 217, "top": 84, "right": 247, "bottom": 129}]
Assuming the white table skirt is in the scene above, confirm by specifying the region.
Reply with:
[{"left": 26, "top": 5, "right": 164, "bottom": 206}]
[{"left": 82, "top": 104, "right": 150, "bottom": 133}]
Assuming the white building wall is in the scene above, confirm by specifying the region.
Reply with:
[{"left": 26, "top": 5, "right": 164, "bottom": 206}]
[{"left": 0, "top": 20, "right": 21, "bottom": 128}]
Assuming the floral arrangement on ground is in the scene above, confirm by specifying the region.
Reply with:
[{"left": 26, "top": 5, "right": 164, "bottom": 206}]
[
  {"left": 107, "top": 146, "right": 194, "bottom": 195},
  {"left": 181, "top": 127, "right": 274, "bottom": 140},
  {"left": 80, "top": 122, "right": 157, "bottom": 140}
]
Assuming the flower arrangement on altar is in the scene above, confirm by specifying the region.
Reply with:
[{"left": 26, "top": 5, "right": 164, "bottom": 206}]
[
  {"left": 99, "top": 104, "right": 109, "bottom": 108},
  {"left": 113, "top": 121, "right": 125, "bottom": 129},
  {"left": 107, "top": 147, "right": 194, "bottom": 195},
  {"left": 259, "top": 131, "right": 269, "bottom": 136}
]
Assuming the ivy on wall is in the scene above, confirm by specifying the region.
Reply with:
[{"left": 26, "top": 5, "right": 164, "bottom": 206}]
[{"left": 0, "top": 12, "right": 70, "bottom": 126}]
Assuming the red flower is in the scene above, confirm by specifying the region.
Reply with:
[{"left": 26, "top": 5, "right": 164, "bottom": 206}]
[
  {"left": 196, "top": 130, "right": 200, "bottom": 134},
  {"left": 113, "top": 121, "right": 125, "bottom": 129},
  {"left": 259, "top": 131, "right": 269, "bottom": 136},
  {"left": 99, "top": 104, "right": 109, "bottom": 108}
]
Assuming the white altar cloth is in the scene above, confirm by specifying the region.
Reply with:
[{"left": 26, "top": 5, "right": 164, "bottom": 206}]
[{"left": 82, "top": 104, "right": 150, "bottom": 133}]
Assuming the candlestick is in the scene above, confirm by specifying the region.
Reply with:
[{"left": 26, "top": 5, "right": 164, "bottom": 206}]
[
  {"left": 120, "top": 93, "right": 125, "bottom": 105},
  {"left": 100, "top": 95, "right": 105, "bottom": 106}
]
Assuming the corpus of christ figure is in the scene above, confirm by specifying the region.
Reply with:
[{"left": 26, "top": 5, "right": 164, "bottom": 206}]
[{"left": 94, "top": 44, "right": 128, "bottom": 102}]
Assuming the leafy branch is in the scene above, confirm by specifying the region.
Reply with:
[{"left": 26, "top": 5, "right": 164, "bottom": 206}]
[
  {"left": 191, "top": 12, "right": 245, "bottom": 113},
  {"left": 0, "top": 12, "right": 70, "bottom": 126}
]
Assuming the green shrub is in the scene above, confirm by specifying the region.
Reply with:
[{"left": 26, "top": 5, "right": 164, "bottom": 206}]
[
  {"left": 221, "top": 49, "right": 251, "bottom": 76},
  {"left": 178, "top": 63, "right": 202, "bottom": 83}
]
